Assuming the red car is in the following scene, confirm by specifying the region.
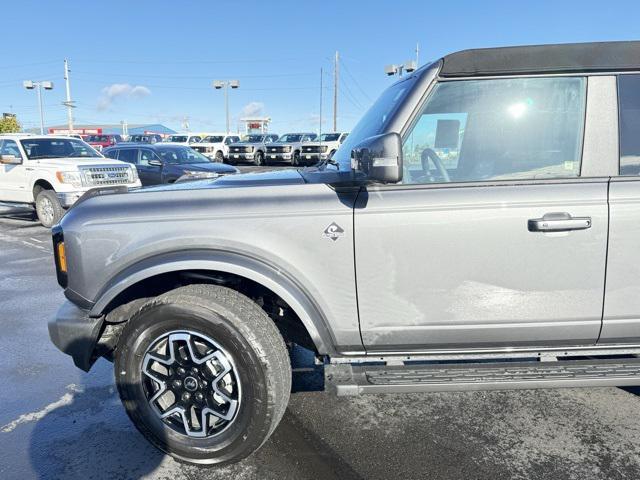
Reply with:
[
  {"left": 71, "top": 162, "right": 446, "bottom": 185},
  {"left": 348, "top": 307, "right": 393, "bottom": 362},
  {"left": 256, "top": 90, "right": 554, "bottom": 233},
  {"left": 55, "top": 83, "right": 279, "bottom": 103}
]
[{"left": 85, "top": 134, "right": 123, "bottom": 151}]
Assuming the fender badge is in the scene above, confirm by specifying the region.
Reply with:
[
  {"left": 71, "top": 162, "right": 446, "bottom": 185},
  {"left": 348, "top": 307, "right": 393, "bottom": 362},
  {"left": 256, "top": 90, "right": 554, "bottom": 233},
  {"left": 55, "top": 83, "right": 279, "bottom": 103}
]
[{"left": 323, "top": 222, "right": 344, "bottom": 241}]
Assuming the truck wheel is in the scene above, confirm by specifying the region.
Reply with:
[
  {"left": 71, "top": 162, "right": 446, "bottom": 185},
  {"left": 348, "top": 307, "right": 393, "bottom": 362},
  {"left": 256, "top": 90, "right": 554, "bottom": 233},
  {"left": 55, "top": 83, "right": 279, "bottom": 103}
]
[
  {"left": 254, "top": 151, "right": 264, "bottom": 166},
  {"left": 292, "top": 151, "right": 300, "bottom": 166},
  {"left": 114, "top": 284, "right": 291, "bottom": 465},
  {"left": 215, "top": 151, "right": 224, "bottom": 162},
  {"left": 35, "top": 190, "right": 64, "bottom": 228}
]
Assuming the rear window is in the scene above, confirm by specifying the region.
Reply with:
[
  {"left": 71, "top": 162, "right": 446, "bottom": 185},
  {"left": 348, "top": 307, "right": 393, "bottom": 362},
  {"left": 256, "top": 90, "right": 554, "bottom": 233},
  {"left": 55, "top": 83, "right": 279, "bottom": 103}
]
[{"left": 618, "top": 74, "right": 640, "bottom": 175}]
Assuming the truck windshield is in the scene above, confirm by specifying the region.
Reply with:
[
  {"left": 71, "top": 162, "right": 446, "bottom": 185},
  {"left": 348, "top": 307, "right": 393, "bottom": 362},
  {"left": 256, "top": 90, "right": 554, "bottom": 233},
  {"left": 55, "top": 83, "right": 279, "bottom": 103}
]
[
  {"left": 20, "top": 138, "right": 102, "bottom": 159},
  {"left": 277, "top": 134, "right": 303, "bottom": 143},
  {"left": 331, "top": 69, "right": 422, "bottom": 170},
  {"left": 244, "top": 135, "right": 265, "bottom": 142},
  {"left": 202, "top": 136, "right": 224, "bottom": 143},
  {"left": 320, "top": 133, "right": 341, "bottom": 142},
  {"left": 168, "top": 136, "right": 188, "bottom": 142},
  {"left": 156, "top": 147, "right": 209, "bottom": 164}
]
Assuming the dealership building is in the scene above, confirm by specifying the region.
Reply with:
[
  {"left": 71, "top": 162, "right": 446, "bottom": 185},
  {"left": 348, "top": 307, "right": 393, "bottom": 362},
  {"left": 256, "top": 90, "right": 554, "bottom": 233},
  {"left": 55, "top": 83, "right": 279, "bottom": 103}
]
[{"left": 45, "top": 123, "right": 176, "bottom": 137}]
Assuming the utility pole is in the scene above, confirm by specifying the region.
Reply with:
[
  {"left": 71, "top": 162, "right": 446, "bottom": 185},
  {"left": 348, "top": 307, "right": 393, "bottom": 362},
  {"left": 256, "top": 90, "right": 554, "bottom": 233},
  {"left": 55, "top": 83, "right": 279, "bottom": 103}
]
[
  {"left": 63, "top": 59, "right": 75, "bottom": 133},
  {"left": 319, "top": 67, "right": 323, "bottom": 152},
  {"left": 333, "top": 51, "right": 339, "bottom": 132}
]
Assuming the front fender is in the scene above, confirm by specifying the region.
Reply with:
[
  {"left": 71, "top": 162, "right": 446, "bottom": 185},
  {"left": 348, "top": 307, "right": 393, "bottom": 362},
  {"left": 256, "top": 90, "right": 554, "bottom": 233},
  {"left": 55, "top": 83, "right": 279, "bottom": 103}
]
[{"left": 89, "top": 249, "right": 337, "bottom": 355}]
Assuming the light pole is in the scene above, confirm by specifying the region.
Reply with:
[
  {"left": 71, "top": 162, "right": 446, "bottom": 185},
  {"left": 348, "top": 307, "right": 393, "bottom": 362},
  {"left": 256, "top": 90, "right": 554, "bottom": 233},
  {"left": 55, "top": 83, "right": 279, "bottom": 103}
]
[
  {"left": 213, "top": 80, "right": 239, "bottom": 134},
  {"left": 23, "top": 80, "right": 54, "bottom": 134},
  {"left": 384, "top": 60, "right": 417, "bottom": 78}
]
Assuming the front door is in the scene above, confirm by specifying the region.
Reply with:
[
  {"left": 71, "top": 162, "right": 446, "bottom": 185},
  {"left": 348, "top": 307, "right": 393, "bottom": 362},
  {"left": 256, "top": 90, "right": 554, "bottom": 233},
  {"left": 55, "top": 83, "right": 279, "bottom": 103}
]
[
  {"left": 0, "top": 139, "right": 30, "bottom": 203},
  {"left": 355, "top": 75, "right": 608, "bottom": 351}
]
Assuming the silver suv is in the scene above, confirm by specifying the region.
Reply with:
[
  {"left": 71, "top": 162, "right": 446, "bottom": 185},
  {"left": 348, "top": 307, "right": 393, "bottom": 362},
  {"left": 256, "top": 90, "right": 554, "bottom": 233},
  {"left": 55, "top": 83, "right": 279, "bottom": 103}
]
[
  {"left": 264, "top": 132, "right": 317, "bottom": 165},
  {"left": 49, "top": 41, "right": 640, "bottom": 465}
]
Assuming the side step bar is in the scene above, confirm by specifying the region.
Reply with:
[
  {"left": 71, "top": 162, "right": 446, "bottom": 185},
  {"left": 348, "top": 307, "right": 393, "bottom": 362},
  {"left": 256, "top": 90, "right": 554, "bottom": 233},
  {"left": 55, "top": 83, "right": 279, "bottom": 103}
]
[{"left": 325, "top": 358, "right": 640, "bottom": 396}]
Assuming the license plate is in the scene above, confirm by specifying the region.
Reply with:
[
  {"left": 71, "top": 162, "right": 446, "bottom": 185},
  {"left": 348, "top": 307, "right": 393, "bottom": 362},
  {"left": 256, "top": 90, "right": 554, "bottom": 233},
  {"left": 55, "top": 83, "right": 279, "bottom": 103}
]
[
  {"left": 271, "top": 155, "right": 276, "bottom": 159},
  {"left": 233, "top": 155, "right": 239, "bottom": 158}
]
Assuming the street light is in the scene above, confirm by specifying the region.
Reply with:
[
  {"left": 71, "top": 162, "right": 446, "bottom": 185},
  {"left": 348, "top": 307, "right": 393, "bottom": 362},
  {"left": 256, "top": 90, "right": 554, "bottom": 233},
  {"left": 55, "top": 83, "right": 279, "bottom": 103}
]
[
  {"left": 23, "top": 80, "right": 53, "bottom": 134},
  {"left": 213, "top": 79, "right": 239, "bottom": 134},
  {"left": 384, "top": 60, "right": 417, "bottom": 77}
]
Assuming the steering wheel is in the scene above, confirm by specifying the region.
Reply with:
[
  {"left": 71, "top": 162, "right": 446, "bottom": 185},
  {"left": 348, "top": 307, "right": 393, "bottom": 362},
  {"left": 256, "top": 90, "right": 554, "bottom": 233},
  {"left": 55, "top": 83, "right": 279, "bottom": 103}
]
[{"left": 416, "top": 148, "right": 450, "bottom": 183}]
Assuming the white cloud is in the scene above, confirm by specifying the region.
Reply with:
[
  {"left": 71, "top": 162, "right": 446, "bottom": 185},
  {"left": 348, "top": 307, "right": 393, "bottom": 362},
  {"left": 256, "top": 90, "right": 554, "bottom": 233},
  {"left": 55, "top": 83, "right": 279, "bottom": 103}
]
[
  {"left": 97, "top": 83, "right": 151, "bottom": 111},
  {"left": 240, "top": 101, "right": 264, "bottom": 117}
]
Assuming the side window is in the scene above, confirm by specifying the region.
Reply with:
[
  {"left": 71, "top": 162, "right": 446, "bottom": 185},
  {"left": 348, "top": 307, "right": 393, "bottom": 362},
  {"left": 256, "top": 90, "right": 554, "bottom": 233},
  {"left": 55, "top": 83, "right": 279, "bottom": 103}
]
[
  {"left": 190, "top": 136, "right": 201, "bottom": 143},
  {"left": 139, "top": 149, "right": 156, "bottom": 166},
  {"left": 117, "top": 148, "right": 138, "bottom": 164},
  {"left": 104, "top": 149, "right": 119, "bottom": 160},
  {"left": 0, "top": 140, "right": 23, "bottom": 159},
  {"left": 401, "top": 77, "right": 587, "bottom": 184},
  {"left": 618, "top": 75, "right": 640, "bottom": 175}
]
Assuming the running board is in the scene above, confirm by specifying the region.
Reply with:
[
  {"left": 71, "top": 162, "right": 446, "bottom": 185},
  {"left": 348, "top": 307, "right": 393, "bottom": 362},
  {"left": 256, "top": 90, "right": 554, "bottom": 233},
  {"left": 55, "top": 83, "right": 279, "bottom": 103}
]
[{"left": 325, "top": 358, "right": 640, "bottom": 396}]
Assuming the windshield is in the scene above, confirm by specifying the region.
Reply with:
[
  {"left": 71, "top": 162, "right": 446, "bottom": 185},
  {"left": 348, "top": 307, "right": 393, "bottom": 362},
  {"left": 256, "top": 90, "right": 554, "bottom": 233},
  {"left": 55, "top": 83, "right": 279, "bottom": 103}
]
[
  {"left": 87, "top": 135, "right": 111, "bottom": 142},
  {"left": 320, "top": 133, "right": 341, "bottom": 142},
  {"left": 332, "top": 74, "right": 418, "bottom": 170},
  {"left": 277, "top": 134, "right": 303, "bottom": 143},
  {"left": 167, "top": 135, "right": 188, "bottom": 143},
  {"left": 20, "top": 138, "right": 102, "bottom": 159},
  {"left": 202, "top": 136, "right": 224, "bottom": 143},
  {"left": 244, "top": 135, "right": 265, "bottom": 142},
  {"left": 156, "top": 146, "right": 210, "bottom": 164}
]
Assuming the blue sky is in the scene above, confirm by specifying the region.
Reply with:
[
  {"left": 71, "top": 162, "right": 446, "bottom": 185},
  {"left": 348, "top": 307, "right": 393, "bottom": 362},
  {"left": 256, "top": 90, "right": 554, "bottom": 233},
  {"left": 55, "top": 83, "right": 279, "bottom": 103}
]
[{"left": 4, "top": 0, "right": 640, "bottom": 134}]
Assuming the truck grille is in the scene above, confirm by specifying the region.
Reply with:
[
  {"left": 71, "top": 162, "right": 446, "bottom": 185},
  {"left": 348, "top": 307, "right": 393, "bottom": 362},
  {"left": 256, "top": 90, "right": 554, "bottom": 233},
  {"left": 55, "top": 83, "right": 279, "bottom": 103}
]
[
  {"left": 192, "top": 146, "right": 208, "bottom": 153},
  {"left": 302, "top": 145, "right": 323, "bottom": 153},
  {"left": 231, "top": 146, "right": 252, "bottom": 153},
  {"left": 267, "top": 145, "right": 290, "bottom": 153},
  {"left": 80, "top": 166, "right": 133, "bottom": 186}
]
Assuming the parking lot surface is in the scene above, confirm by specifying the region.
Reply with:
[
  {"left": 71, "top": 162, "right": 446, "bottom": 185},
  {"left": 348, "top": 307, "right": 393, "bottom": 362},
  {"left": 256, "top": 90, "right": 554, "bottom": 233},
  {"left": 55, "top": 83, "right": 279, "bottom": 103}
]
[{"left": 2, "top": 167, "right": 640, "bottom": 479}]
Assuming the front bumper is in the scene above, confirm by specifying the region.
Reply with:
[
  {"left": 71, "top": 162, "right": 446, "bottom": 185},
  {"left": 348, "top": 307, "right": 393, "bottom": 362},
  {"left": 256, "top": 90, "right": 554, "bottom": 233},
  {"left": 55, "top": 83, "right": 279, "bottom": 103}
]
[
  {"left": 266, "top": 152, "right": 293, "bottom": 162},
  {"left": 228, "top": 153, "right": 255, "bottom": 162},
  {"left": 57, "top": 191, "right": 84, "bottom": 208},
  {"left": 300, "top": 152, "right": 330, "bottom": 162},
  {"left": 48, "top": 301, "right": 104, "bottom": 371}
]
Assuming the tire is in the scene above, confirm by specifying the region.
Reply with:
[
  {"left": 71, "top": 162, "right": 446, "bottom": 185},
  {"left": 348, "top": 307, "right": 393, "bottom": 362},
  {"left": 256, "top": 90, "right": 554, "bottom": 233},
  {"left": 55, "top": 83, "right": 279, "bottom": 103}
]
[
  {"left": 35, "top": 189, "right": 64, "bottom": 228},
  {"left": 254, "top": 151, "right": 264, "bottom": 166},
  {"left": 215, "top": 151, "right": 224, "bottom": 162},
  {"left": 114, "top": 284, "right": 291, "bottom": 465},
  {"left": 292, "top": 150, "right": 300, "bottom": 166}
]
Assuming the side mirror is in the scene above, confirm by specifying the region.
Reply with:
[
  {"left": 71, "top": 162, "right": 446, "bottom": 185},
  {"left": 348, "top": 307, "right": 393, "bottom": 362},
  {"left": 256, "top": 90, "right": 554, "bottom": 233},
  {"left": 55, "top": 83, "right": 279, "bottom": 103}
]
[
  {"left": 148, "top": 159, "right": 163, "bottom": 167},
  {"left": 0, "top": 154, "right": 22, "bottom": 165},
  {"left": 351, "top": 132, "right": 402, "bottom": 183}
]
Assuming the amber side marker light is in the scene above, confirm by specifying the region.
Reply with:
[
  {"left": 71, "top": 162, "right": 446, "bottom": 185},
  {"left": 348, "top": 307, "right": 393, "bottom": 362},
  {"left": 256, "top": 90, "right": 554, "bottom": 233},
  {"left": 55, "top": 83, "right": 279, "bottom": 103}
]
[{"left": 57, "top": 242, "right": 67, "bottom": 273}]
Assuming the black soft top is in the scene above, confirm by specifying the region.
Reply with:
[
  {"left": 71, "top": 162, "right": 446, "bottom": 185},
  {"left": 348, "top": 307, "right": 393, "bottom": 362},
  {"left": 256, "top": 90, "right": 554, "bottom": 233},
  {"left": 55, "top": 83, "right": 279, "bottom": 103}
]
[{"left": 440, "top": 41, "right": 640, "bottom": 77}]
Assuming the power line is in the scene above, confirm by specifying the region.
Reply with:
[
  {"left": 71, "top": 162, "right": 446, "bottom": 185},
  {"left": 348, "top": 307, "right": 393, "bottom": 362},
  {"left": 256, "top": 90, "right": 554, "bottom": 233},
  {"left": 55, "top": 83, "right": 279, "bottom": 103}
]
[
  {"left": 71, "top": 70, "right": 320, "bottom": 80},
  {"left": 339, "top": 58, "right": 373, "bottom": 104}
]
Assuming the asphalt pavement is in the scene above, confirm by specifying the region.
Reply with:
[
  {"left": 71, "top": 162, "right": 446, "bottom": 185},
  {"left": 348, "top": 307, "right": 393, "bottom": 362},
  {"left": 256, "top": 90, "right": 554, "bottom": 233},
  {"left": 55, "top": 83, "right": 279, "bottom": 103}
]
[{"left": 2, "top": 167, "right": 640, "bottom": 479}]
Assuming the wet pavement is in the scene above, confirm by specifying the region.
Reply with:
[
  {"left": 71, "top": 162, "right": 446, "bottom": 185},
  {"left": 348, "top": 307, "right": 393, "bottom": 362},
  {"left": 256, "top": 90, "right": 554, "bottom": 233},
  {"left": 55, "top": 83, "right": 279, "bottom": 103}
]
[{"left": 2, "top": 174, "right": 640, "bottom": 479}]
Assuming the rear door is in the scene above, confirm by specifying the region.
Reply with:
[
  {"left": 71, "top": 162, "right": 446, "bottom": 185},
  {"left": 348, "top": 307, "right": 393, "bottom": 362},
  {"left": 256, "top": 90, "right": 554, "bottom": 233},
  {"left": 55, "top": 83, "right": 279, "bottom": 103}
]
[
  {"left": 355, "top": 75, "right": 614, "bottom": 352},
  {"left": 602, "top": 74, "right": 640, "bottom": 343}
]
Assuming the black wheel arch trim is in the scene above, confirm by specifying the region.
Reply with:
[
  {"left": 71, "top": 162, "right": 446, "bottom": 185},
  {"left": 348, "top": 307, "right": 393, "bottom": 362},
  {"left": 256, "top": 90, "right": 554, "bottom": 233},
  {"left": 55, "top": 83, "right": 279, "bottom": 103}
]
[{"left": 88, "top": 249, "right": 337, "bottom": 355}]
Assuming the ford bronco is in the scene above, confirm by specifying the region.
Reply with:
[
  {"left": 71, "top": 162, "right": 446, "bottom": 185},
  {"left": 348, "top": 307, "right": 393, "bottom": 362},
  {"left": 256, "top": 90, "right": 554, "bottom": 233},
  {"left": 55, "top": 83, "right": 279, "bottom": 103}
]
[{"left": 49, "top": 41, "right": 640, "bottom": 465}]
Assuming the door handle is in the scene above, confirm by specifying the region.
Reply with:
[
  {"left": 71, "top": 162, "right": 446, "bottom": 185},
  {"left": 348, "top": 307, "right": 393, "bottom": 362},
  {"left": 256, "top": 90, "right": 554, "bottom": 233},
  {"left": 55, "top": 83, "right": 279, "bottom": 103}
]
[{"left": 528, "top": 212, "right": 592, "bottom": 232}]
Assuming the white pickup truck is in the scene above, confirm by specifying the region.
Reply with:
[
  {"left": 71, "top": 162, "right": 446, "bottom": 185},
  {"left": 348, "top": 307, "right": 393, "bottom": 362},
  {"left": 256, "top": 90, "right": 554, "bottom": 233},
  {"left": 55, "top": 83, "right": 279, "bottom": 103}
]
[{"left": 0, "top": 134, "right": 140, "bottom": 227}]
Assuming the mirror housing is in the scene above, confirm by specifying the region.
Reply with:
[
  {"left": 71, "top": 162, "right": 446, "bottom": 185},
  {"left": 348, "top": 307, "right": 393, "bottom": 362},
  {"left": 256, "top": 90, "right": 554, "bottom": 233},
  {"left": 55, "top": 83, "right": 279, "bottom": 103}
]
[
  {"left": 148, "top": 159, "right": 163, "bottom": 167},
  {"left": 350, "top": 132, "right": 402, "bottom": 183},
  {"left": 0, "top": 154, "right": 21, "bottom": 165}
]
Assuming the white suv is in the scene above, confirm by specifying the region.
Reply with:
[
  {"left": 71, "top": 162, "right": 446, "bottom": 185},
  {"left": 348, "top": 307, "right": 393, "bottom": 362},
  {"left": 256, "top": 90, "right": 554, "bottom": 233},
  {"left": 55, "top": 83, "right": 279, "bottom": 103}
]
[
  {"left": 191, "top": 134, "right": 241, "bottom": 162},
  {"left": 0, "top": 134, "right": 140, "bottom": 227}
]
